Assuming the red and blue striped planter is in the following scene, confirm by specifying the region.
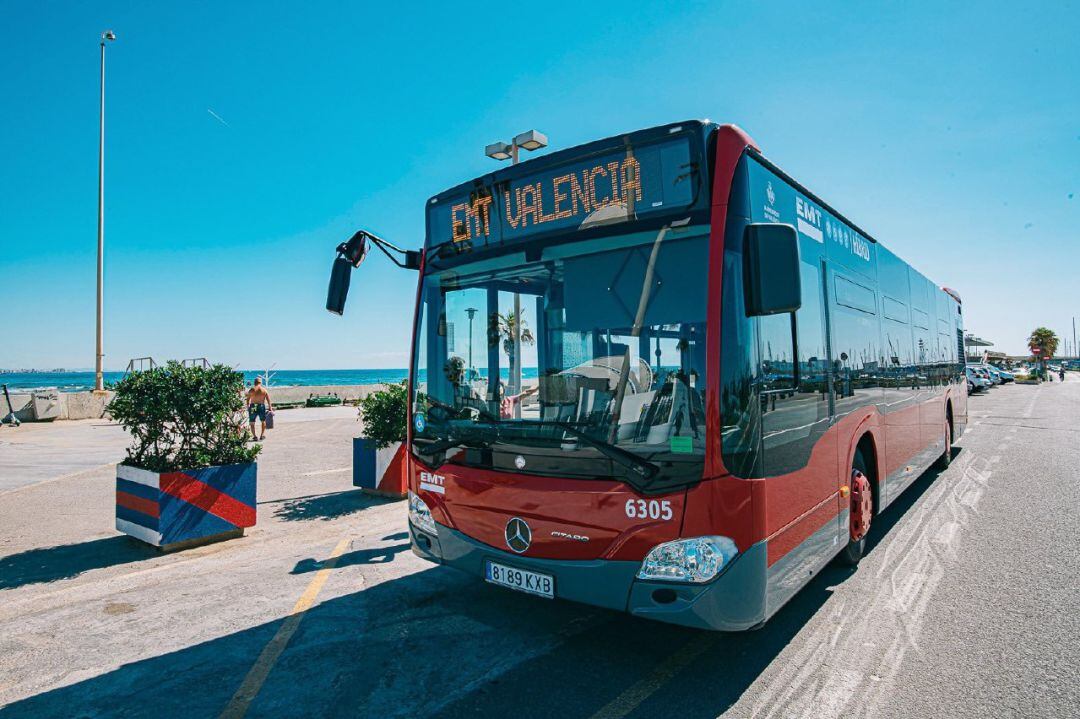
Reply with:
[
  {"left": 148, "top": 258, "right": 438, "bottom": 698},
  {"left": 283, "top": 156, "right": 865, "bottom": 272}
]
[
  {"left": 115, "top": 462, "right": 257, "bottom": 549},
  {"left": 352, "top": 439, "right": 407, "bottom": 497}
]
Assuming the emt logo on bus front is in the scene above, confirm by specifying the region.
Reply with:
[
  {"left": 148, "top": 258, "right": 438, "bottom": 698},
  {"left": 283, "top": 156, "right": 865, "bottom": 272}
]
[
  {"left": 450, "top": 155, "right": 644, "bottom": 243},
  {"left": 419, "top": 471, "right": 445, "bottom": 495}
]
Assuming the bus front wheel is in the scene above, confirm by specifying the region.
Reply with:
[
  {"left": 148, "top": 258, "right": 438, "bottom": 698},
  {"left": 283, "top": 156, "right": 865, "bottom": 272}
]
[
  {"left": 837, "top": 451, "right": 872, "bottom": 566},
  {"left": 934, "top": 416, "right": 953, "bottom": 470}
]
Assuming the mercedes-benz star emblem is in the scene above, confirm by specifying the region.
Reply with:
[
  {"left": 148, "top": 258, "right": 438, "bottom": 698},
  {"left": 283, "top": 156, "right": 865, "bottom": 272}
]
[
  {"left": 504, "top": 517, "right": 532, "bottom": 554},
  {"left": 514, "top": 455, "right": 526, "bottom": 470}
]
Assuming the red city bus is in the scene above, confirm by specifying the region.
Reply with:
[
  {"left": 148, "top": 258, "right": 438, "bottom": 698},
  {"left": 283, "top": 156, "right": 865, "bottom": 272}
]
[{"left": 329, "top": 120, "right": 967, "bottom": 630}]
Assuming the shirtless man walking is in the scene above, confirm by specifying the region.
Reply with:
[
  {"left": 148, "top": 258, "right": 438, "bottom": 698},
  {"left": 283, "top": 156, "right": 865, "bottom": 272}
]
[{"left": 246, "top": 377, "right": 273, "bottom": 441}]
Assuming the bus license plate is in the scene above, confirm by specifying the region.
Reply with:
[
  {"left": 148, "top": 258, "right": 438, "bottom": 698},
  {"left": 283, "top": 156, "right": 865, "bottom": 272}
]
[{"left": 485, "top": 561, "right": 554, "bottom": 599}]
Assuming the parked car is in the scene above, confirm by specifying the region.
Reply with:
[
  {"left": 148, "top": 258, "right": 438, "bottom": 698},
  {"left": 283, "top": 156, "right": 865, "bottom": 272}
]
[
  {"left": 980, "top": 365, "right": 1005, "bottom": 384},
  {"left": 965, "top": 367, "right": 990, "bottom": 392},
  {"left": 970, "top": 365, "right": 998, "bottom": 385},
  {"left": 994, "top": 367, "right": 1015, "bottom": 383}
]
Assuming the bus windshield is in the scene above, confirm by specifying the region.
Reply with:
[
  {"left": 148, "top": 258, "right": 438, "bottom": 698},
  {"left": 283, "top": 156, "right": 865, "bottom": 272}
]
[{"left": 410, "top": 224, "right": 710, "bottom": 492}]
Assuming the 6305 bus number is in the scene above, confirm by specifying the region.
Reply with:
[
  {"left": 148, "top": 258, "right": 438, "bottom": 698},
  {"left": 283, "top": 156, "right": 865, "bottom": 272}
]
[{"left": 625, "top": 499, "right": 673, "bottom": 521}]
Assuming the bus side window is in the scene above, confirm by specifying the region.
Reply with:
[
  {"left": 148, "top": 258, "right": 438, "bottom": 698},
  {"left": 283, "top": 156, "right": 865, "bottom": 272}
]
[
  {"left": 758, "top": 313, "right": 797, "bottom": 396},
  {"left": 758, "top": 257, "right": 829, "bottom": 400}
]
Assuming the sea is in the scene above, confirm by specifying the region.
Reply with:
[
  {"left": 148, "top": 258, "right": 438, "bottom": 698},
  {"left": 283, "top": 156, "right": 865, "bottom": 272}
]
[
  {"left": 0, "top": 369, "right": 411, "bottom": 393},
  {"left": 0, "top": 368, "right": 542, "bottom": 393}
]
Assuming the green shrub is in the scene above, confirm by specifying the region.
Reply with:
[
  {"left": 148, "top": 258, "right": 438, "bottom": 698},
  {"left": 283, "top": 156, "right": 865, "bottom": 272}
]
[
  {"left": 108, "top": 361, "right": 260, "bottom": 472},
  {"left": 358, "top": 381, "right": 409, "bottom": 449}
]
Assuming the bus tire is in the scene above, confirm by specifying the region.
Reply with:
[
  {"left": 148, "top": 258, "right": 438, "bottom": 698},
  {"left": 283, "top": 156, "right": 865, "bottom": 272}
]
[
  {"left": 837, "top": 450, "right": 872, "bottom": 566},
  {"left": 934, "top": 414, "right": 953, "bottom": 470}
]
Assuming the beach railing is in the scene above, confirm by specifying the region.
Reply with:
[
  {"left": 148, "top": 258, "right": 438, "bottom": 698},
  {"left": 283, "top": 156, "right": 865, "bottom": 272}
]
[{"left": 124, "top": 357, "right": 157, "bottom": 376}]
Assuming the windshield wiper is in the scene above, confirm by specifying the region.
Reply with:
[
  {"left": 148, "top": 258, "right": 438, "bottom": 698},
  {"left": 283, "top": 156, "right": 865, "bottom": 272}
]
[
  {"left": 423, "top": 396, "right": 501, "bottom": 424},
  {"left": 416, "top": 417, "right": 661, "bottom": 486},
  {"left": 545, "top": 421, "right": 660, "bottom": 484},
  {"left": 413, "top": 436, "right": 462, "bottom": 456},
  {"left": 413, "top": 435, "right": 495, "bottom": 472}
]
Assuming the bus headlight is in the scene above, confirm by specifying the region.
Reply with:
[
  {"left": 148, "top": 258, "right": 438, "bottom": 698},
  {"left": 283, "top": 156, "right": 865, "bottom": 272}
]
[
  {"left": 409, "top": 491, "right": 438, "bottom": 536},
  {"left": 636, "top": 536, "right": 739, "bottom": 583}
]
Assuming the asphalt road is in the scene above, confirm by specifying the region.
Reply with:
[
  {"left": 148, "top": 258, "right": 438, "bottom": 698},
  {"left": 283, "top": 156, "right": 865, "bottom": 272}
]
[{"left": 0, "top": 381, "right": 1077, "bottom": 718}]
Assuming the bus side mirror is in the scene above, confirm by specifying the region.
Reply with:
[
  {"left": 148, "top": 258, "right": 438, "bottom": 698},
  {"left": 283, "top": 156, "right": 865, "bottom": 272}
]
[
  {"left": 744, "top": 223, "right": 802, "bottom": 316},
  {"left": 325, "top": 229, "right": 421, "bottom": 315},
  {"left": 326, "top": 256, "right": 354, "bottom": 315},
  {"left": 325, "top": 232, "right": 369, "bottom": 315}
]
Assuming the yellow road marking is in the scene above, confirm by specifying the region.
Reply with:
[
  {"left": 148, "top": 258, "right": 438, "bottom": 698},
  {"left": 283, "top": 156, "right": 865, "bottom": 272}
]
[
  {"left": 219, "top": 537, "right": 351, "bottom": 719},
  {"left": 587, "top": 634, "right": 715, "bottom": 719}
]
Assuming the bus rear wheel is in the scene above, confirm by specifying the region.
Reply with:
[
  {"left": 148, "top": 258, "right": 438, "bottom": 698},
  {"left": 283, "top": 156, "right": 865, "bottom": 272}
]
[{"left": 837, "top": 451, "right": 873, "bottom": 566}]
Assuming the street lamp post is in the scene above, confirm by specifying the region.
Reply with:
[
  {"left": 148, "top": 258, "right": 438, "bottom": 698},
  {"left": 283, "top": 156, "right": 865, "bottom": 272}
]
[
  {"left": 95, "top": 30, "right": 116, "bottom": 393},
  {"left": 465, "top": 307, "right": 478, "bottom": 374},
  {"left": 484, "top": 130, "right": 548, "bottom": 411}
]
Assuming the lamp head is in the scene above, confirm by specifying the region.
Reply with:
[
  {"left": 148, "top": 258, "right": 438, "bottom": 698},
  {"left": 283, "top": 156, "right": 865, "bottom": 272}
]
[
  {"left": 513, "top": 130, "right": 548, "bottom": 152},
  {"left": 102, "top": 30, "right": 117, "bottom": 42},
  {"left": 485, "top": 141, "right": 512, "bottom": 161}
]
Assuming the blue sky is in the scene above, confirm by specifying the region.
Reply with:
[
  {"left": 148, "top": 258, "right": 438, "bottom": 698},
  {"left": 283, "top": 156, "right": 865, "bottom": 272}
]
[{"left": 1, "top": 1, "right": 1077, "bottom": 369}]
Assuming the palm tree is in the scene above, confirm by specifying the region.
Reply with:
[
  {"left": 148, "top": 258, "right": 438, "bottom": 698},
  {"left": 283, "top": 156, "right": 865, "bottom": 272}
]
[
  {"left": 1028, "top": 327, "right": 1059, "bottom": 359},
  {"left": 496, "top": 309, "right": 535, "bottom": 392}
]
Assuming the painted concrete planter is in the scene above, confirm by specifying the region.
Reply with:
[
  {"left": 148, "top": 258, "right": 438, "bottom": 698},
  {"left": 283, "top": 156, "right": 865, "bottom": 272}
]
[
  {"left": 352, "top": 439, "right": 406, "bottom": 497},
  {"left": 115, "top": 462, "right": 257, "bottom": 549}
]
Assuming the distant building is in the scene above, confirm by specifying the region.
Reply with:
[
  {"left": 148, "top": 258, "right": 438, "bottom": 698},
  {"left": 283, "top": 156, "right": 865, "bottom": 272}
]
[{"left": 964, "top": 333, "right": 994, "bottom": 364}]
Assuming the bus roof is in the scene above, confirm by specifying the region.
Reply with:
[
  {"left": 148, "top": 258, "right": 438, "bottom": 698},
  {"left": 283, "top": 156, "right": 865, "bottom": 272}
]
[
  {"left": 749, "top": 143, "right": 959, "bottom": 305},
  {"left": 424, "top": 119, "right": 958, "bottom": 305}
]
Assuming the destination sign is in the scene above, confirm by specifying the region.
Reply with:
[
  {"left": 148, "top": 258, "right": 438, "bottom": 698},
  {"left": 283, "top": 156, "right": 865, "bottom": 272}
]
[{"left": 426, "top": 135, "right": 697, "bottom": 250}]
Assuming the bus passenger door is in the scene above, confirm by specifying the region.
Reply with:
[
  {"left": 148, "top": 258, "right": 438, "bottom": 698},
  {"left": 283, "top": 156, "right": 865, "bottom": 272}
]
[
  {"left": 817, "top": 259, "right": 845, "bottom": 541},
  {"left": 758, "top": 257, "right": 838, "bottom": 545},
  {"left": 826, "top": 262, "right": 886, "bottom": 523},
  {"left": 818, "top": 259, "right": 844, "bottom": 528}
]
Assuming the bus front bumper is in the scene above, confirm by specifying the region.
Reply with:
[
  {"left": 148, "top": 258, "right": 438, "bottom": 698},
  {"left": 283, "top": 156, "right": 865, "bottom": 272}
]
[{"left": 409, "top": 523, "right": 768, "bottom": 631}]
